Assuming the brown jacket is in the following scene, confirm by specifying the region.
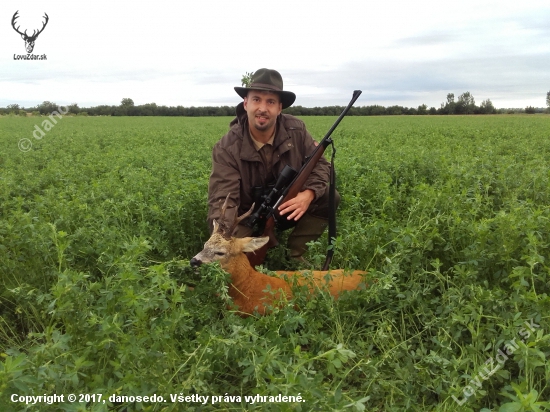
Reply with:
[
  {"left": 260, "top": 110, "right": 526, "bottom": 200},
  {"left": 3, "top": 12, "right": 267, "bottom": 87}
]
[{"left": 207, "top": 102, "right": 331, "bottom": 231}]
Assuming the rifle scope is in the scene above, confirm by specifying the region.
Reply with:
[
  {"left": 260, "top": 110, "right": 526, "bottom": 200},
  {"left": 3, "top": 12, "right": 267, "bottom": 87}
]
[{"left": 247, "top": 164, "right": 297, "bottom": 228}]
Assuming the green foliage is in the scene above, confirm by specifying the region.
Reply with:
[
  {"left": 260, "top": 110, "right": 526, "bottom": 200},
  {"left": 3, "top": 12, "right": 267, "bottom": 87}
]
[
  {"left": 457, "top": 91, "right": 476, "bottom": 114},
  {"left": 480, "top": 99, "right": 496, "bottom": 114},
  {"left": 241, "top": 71, "right": 255, "bottom": 88},
  {"left": 35, "top": 101, "right": 59, "bottom": 115},
  {"left": 6, "top": 91, "right": 535, "bottom": 117},
  {"left": 0, "top": 115, "right": 549, "bottom": 411},
  {"left": 121, "top": 98, "right": 135, "bottom": 107}
]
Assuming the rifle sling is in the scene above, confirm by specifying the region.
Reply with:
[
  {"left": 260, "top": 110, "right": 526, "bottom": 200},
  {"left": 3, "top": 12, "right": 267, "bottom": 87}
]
[{"left": 322, "top": 140, "right": 336, "bottom": 271}]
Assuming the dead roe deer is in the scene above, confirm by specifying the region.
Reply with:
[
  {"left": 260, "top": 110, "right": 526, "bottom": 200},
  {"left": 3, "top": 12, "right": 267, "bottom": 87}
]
[{"left": 190, "top": 195, "right": 368, "bottom": 316}]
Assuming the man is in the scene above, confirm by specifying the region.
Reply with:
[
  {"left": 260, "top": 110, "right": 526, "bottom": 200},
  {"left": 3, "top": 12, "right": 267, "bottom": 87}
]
[{"left": 207, "top": 68, "right": 339, "bottom": 262}]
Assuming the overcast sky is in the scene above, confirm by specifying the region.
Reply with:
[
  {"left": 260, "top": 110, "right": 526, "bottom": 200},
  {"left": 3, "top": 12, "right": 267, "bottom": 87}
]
[{"left": 1, "top": 0, "right": 549, "bottom": 110}]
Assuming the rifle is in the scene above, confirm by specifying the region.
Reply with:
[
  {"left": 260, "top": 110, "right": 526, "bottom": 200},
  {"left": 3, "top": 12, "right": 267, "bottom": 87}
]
[{"left": 246, "top": 90, "right": 362, "bottom": 269}]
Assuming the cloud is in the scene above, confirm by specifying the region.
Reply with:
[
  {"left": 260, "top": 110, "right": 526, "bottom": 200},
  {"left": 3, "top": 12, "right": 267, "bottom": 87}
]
[
  {"left": 395, "top": 32, "right": 458, "bottom": 47},
  {"left": 2, "top": 0, "right": 549, "bottom": 109},
  {"left": 282, "top": 48, "right": 550, "bottom": 107}
]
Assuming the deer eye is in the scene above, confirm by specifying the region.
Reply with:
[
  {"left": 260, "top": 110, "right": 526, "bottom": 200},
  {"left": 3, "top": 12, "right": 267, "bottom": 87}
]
[{"left": 215, "top": 251, "right": 225, "bottom": 256}]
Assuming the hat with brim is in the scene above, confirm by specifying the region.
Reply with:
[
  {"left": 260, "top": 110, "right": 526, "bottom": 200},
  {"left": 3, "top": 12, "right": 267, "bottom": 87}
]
[{"left": 234, "top": 68, "right": 296, "bottom": 109}]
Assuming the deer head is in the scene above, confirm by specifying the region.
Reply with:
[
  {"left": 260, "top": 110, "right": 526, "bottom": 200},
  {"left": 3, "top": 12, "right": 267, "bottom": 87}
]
[
  {"left": 190, "top": 194, "right": 267, "bottom": 268},
  {"left": 12, "top": 11, "right": 49, "bottom": 53}
]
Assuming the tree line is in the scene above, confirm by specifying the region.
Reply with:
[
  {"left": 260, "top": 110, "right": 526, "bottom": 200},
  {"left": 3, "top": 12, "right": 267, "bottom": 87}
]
[{"left": 2, "top": 91, "right": 549, "bottom": 117}]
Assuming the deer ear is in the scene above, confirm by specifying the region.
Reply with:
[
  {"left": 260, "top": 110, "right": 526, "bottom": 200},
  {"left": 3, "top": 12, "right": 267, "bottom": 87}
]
[
  {"left": 240, "top": 236, "right": 269, "bottom": 253},
  {"left": 212, "top": 219, "right": 219, "bottom": 233}
]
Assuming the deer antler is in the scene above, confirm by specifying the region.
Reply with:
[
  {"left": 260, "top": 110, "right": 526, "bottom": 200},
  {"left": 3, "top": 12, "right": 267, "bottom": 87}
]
[
  {"left": 218, "top": 194, "right": 230, "bottom": 223},
  {"left": 215, "top": 194, "right": 234, "bottom": 238},
  {"left": 216, "top": 194, "right": 254, "bottom": 239},
  {"left": 11, "top": 11, "right": 49, "bottom": 40},
  {"left": 32, "top": 13, "right": 49, "bottom": 39},
  {"left": 231, "top": 202, "right": 255, "bottom": 233},
  {"left": 11, "top": 11, "right": 26, "bottom": 37}
]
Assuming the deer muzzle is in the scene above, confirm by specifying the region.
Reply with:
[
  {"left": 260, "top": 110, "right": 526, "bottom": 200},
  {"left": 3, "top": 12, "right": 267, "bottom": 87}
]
[{"left": 190, "top": 257, "right": 202, "bottom": 268}]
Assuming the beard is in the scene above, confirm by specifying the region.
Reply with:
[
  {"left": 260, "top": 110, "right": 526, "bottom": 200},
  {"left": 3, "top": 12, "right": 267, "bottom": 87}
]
[{"left": 251, "top": 113, "right": 275, "bottom": 132}]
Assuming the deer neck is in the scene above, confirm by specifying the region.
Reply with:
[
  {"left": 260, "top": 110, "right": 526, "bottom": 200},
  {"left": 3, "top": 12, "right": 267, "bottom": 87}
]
[{"left": 222, "top": 253, "right": 259, "bottom": 289}]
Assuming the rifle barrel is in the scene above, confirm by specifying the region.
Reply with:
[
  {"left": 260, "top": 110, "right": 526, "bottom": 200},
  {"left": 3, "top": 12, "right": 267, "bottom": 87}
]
[
  {"left": 279, "top": 90, "right": 363, "bottom": 203},
  {"left": 319, "top": 90, "right": 362, "bottom": 143}
]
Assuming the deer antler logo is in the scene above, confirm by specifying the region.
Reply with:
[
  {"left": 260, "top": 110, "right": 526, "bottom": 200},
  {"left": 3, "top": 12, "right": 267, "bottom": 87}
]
[{"left": 11, "top": 11, "right": 49, "bottom": 54}]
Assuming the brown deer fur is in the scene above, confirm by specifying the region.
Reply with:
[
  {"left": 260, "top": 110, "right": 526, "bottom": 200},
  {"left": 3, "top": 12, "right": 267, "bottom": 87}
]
[{"left": 191, "top": 223, "right": 367, "bottom": 316}]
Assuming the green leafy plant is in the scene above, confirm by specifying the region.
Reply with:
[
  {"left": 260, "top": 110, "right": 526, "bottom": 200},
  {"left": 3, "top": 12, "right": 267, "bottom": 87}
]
[{"left": 1, "top": 115, "right": 549, "bottom": 411}]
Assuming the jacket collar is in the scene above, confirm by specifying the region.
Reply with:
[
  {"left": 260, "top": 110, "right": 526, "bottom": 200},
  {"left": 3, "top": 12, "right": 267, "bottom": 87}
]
[{"left": 229, "top": 102, "right": 247, "bottom": 128}]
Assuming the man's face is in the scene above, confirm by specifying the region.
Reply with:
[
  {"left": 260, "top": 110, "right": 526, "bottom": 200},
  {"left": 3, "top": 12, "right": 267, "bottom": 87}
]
[{"left": 244, "top": 90, "right": 282, "bottom": 134}]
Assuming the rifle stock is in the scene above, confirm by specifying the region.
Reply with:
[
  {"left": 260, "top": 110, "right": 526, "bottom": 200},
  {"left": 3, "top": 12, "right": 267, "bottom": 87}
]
[
  {"left": 246, "top": 90, "right": 362, "bottom": 268},
  {"left": 246, "top": 215, "right": 276, "bottom": 267}
]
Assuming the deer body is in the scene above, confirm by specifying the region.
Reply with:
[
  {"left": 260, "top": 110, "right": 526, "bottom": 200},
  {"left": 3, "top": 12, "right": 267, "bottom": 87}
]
[
  {"left": 190, "top": 195, "right": 367, "bottom": 316},
  {"left": 222, "top": 252, "right": 293, "bottom": 315},
  {"left": 276, "top": 267, "right": 367, "bottom": 298}
]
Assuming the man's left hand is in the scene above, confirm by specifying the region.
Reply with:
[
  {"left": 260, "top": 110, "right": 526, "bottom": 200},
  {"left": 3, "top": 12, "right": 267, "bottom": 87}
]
[{"left": 278, "top": 189, "right": 315, "bottom": 221}]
